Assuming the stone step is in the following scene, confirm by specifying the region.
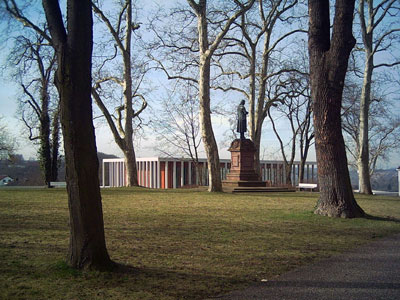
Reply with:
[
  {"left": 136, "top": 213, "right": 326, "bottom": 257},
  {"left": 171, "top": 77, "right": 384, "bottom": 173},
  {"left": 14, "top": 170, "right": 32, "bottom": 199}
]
[{"left": 223, "top": 186, "right": 296, "bottom": 193}]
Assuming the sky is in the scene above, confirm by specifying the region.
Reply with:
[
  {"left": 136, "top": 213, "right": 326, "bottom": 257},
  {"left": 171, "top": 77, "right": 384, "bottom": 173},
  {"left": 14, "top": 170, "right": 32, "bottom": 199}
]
[{"left": 0, "top": 0, "right": 399, "bottom": 169}]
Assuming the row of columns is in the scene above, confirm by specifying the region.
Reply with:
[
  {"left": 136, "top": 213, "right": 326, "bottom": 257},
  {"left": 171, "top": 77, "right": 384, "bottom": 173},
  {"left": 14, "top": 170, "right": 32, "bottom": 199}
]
[
  {"left": 103, "top": 159, "right": 317, "bottom": 188},
  {"left": 260, "top": 163, "right": 317, "bottom": 186},
  {"left": 136, "top": 161, "right": 161, "bottom": 188},
  {"left": 136, "top": 160, "right": 196, "bottom": 189}
]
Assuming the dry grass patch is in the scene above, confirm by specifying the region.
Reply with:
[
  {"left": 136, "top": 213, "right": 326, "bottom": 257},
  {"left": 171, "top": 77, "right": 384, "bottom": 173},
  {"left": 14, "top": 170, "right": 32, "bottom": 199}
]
[{"left": 1, "top": 188, "right": 400, "bottom": 299}]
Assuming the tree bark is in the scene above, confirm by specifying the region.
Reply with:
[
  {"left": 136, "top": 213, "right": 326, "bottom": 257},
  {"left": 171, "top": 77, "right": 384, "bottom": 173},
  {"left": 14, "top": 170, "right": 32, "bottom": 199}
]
[
  {"left": 124, "top": 140, "right": 139, "bottom": 187},
  {"left": 299, "top": 138, "right": 311, "bottom": 182},
  {"left": 43, "top": 0, "right": 113, "bottom": 269},
  {"left": 122, "top": 0, "right": 139, "bottom": 187},
  {"left": 38, "top": 91, "right": 51, "bottom": 187},
  {"left": 195, "top": 1, "right": 222, "bottom": 192},
  {"left": 199, "top": 54, "right": 222, "bottom": 192},
  {"left": 50, "top": 106, "right": 60, "bottom": 182},
  {"left": 357, "top": 0, "right": 374, "bottom": 195},
  {"left": 357, "top": 52, "right": 373, "bottom": 194},
  {"left": 308, "top": 0, "right": 364, "bottom": 218},
  {"left": 91, "top": 0, "right": 140, "bottom": 187}
]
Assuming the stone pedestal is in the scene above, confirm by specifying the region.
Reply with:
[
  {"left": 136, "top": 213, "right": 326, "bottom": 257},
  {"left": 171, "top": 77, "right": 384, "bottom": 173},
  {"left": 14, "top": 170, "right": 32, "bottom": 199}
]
[{"left": 223, "top": 139, "right": 266, "bottom": 188}]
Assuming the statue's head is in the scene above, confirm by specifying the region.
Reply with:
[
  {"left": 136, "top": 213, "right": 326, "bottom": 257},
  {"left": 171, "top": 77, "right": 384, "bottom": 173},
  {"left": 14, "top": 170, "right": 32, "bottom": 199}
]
[{"left": 240, "top": 100, "right": 245, "bottom": 105}]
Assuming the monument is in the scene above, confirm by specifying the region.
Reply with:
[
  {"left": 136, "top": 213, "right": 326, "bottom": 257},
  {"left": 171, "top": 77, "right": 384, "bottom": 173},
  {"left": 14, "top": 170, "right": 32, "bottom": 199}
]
[{"left": 223, "top": 100, "right": 267, "bottom": 190}]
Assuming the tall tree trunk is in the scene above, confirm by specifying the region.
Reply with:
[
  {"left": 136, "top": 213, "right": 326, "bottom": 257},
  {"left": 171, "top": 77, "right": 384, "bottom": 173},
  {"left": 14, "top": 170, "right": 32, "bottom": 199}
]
[
  {"left": 91, "top": 0, "right": 140, "bottom": 187},
  {"left": 357, "top": 52, "right": 373, "bottom": 194},
  {"left": 39, "top": 82, "right": 52, "bottom": 187},
  {"left": 197, "top": 4, "right": 222, "bottom": 192},
  {"left": 43, "top": 0, "right": 113, "bottom": 269},
  {"left": 189, "top": 0, "right": 254, "bottom": 191},
  {"left": 252, "top": 122, "right": 263, "bottom": 179},
  {"left": 124, "top": 140, "right": 139, "bottom": 186},
  {"left": 284, "top": 166, "right": 292, "bottom": 185},
  {"left": 199, "top": 55, "right": 222, "bottom": 192},
  {"left": 308, "top": 0, "right": 364, "bottom": 218},
  {"left": 299, "top": 140, "right": 310, "bottom": 182},
  {"left": 50, "top": 105, "right": 60, "bottom": 182},
  {"left": 39, "top": 112, "right": 51, "bottom": 187},
  {"left": 357, "top": 0, "right": 373, "bottom": 195},
  {"left": 122, "top": 0, "right": 139, "bottom": 187},
  {"left": 248, "top": 47, "right": 257, "bottom": 142}
]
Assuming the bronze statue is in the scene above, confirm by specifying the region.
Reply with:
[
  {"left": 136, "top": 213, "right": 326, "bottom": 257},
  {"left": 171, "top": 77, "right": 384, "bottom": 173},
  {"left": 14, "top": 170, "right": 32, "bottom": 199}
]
[{"left": 237, "top": 100, "right": 248, "bottom": 140}]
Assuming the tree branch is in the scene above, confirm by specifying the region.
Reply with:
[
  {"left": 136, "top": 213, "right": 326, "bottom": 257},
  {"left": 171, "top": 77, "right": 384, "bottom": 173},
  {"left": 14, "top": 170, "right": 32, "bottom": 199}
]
[
  {"left": 91, "top": 87, "right": 124, "bottom": 147},
  {"left": 4, "top": 0, "right": 53, "bottom": 43}
]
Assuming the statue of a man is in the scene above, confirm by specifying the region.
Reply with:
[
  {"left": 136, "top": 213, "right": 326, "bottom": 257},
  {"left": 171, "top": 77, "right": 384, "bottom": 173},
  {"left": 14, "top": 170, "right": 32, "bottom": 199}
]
[{"left": 236, "top": 100, "right": 248, "bottom": 140}]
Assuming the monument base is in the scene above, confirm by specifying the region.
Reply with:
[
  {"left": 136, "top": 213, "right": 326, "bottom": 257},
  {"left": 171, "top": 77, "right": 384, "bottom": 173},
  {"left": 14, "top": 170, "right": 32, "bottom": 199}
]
[
  {"left": 222, "top": 180, "right": 267, "bottom": 188},
  {"left": 221, "top": 138, "right": 295, "bottom": 193},
  {"left": 222, "top": 138, "right": 267, "bottom": 191}
]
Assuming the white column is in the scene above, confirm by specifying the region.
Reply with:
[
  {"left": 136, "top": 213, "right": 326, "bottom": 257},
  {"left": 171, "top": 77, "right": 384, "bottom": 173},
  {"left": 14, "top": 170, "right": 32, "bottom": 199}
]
[
  {"left": 181, "top": 161, "right": 184, "bottom": 187},
  {"left": 283, "top": 164, "right": 286, "bottom": 185},
  {"left": 397, "top": 167, "right": 400, "bottom": 197},
  {"left": 117, "top": 162, "right": 119, "bottom": 187},
  {"left": 144, "top": 161, "right": 149, "bottom": 187},
  {"left": 146, "top": 161, "right": 149, "bottom": 188},
  {"left": 188, "top": 161, "right": 192, "bottom": 185},
  {"left": 224, "top": 162, "right": 228, "bottom": 180},
  {"left": 116, "top": 162, "right": 120, "bottom": 187},
  {"left": 264, "top": 163, "right": 267, "bottom": 181},
  {"left": 151, "top": 161, "right": 154, "bottom": 188},
  {"left": 153, "top": 161, "right": 156, "bottom": 188},
  {"left": 196, "top": 163, "right": 199, "bottom": 185},
  {"left": 311, "top": 164, "right": 315, "bottom": 182},
  {"left": 148, "top": 162, "right": 151, "bottom": 188},
  {"left": 157, "top": 161, "right": 161, "bottom": 188},
  {"left": 109, "top": 162, "right": 113, "bottom": 187},
  {"left": 140, "top": 161, "right": 146, "bottom": 186},
  {"left": 150, "top": 161, "right": 153, "bottom": 188},
  {"left": 102, "top": 161, "right": 105, "bottom": 187},
  {"left": 149, "top": 161, "right": 152, "bottom": 188},
  {"left": 151, "top": 161, "right": 155, "bottom": 188},
  {"left": 136, "top": 162, "right": 140, "bottom": 186},
  {"left": 145, "top": 161, "right": 149, "bottom": 188},
  {"left": 138, "top": 161, "right": 143, "bottom": 186},
  {"left": 119, "top": 162, "right": 122, "bottom": 186},
  {"left": 173, "top": 161, "right": 177, "bottom": 189},
  {"left": 262, "top": 163, "right": 265, "bottom": 181},
  {"left": 165, "top": 161, "right": 169, "bottom": 189}
]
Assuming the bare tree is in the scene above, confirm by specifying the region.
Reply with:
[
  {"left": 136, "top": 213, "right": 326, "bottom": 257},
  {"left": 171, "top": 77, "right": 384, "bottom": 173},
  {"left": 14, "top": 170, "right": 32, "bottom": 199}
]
[
  {"left": 297, "top": 90, "right": 314, "bottom": 183},
  {"left": 152, "top": 82, "right": 204, "bottom": 185},
  {"left": 42, "top": 0, "right": 113, "bottom": 270},
  {"left": 308, "top": 0, "right": 364, "bottom": 218},
  {"left": 356, "top": 0, "right": 400, "bottom": 194},
  {"left": 213, "top": 0, "right": 306, "bottom": 176},
  {"left": 10, "top": 32, "right": 61, "bottom": 187},
  {"left": 0, "top": 116, "right": 17, "bottom": 160},
  {"left": 267, "top": 71, "right": 312, "bottom": 185},
  {"left": 342, "top": 81, "right": 400, "bottom": 179},
  {"left": 2, "top": 0, "right": 113, "bottom": 269},
  {"left": 150, "top": 0, "right": 255, "bottom": 192},
  {"left": 91, "top": 0, "right": 148, "bottom": 187},
  {"left": 188, "top": 0, "right": 256, "bottom": 191}
]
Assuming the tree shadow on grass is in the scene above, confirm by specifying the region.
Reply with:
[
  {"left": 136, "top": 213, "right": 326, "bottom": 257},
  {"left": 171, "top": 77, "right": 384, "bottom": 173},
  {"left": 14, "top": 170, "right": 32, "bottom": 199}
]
[
  {"left": 364, "top": 214, "right": 400, "bottom": 224},
  {"left": 110, "top": 262, "right": 245, "bottom": 299}
]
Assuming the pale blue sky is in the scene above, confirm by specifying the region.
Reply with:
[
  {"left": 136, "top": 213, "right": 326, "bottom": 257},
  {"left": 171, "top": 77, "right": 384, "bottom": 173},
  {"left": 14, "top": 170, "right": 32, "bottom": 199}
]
[{"left": 0, "top": 0, "right": 399, "bottom": 169}]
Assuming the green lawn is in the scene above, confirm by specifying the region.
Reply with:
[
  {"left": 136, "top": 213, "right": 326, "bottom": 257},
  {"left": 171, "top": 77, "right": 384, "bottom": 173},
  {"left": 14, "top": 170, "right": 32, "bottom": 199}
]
[{"left": 1, "top": 187, "right": 400, "bottom": 299}]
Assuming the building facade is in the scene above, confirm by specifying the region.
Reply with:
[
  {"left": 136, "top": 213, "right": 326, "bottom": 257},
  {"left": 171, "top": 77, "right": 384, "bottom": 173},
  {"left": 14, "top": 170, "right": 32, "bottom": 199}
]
[
  {"left": 0, "top": 175, "right": 13, "bottom": 186},
  {"left": 102, "top": 157, "right": 317, "bottom": 189},
  {"left": 398, "top": 166, "right": 400, "bottom": 197}
]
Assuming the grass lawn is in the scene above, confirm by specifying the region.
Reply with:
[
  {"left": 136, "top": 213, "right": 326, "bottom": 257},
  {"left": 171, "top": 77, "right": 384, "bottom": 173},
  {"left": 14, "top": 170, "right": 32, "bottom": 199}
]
[{"left": 1, "top": 187, "right": 400, "bottom": 299}]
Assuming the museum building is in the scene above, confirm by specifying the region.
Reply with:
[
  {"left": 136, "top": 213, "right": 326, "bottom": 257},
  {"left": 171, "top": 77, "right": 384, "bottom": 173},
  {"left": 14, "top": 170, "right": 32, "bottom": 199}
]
[{"left": 102, "top": 157, "right": 318, "bottom": 189}]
